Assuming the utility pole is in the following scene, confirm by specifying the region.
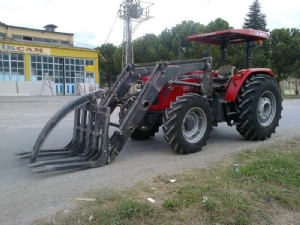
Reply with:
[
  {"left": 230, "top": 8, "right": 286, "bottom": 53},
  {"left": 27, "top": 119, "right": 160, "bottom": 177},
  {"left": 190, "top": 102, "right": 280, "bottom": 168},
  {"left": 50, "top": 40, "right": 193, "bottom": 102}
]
[
  {"left": 175, "top": 37, "right": 181, "bottom": 60},
  {"left": 119, "top": 0, "right": 153, "bottom": 68}
]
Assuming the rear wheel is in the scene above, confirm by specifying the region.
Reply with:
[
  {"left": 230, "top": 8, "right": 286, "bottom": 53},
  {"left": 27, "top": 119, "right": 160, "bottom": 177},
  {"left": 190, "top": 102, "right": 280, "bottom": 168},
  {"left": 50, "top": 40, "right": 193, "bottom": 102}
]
[
  {"left": 163, "top": 93, "right": 213, "bottom": 154},
  {"left": 236, "top": 74, "right": 283, "bottom": 140}
]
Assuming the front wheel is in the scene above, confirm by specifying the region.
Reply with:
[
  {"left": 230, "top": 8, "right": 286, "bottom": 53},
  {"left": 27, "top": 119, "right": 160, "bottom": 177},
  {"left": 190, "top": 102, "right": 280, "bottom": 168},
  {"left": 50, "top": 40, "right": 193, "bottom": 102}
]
[
  {"left": 131, "top": 123, "right": 160, "bottom": 140},
  {"left": 119, "top": 104, "right": 160, "bottom": 140},
  {"left": 235, "top": 74, "right": 283, "bottom": 140},
  {"left": 162, "top": 93, "right": 213, "bottom": 154}
]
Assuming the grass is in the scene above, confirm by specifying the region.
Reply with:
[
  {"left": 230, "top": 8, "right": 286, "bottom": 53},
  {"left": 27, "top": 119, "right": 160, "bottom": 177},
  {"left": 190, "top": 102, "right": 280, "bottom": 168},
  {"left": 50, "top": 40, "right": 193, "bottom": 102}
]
[
  {"left": 282, "top": 94, "right": 300, "bottom": 99},
  {"left": 36, "top": 136, "right": 300, "bottom": 225}
]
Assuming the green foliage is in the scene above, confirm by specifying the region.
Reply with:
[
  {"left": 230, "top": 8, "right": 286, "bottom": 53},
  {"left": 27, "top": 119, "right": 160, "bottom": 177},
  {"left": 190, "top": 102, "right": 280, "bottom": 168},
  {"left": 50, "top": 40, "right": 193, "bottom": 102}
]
[
  {"left": 95, "top": 43, "right": 119, "bottom": 88},
  {"left": 251, "top": 39, "right": 272, "bottom": 69},
  {"left": 133, "top": 34, "right": 160, "bottom": 63},
  {"left": 206, "top": 18, "right": 231, "bottom": 32},
  {"left": 238, "top": 154, "right": 300, "bottom": 188},
  {"left": 115, "top": 199, "right": 153, "bottom": 219},
  {"left": 170, "top": 20, "right": 206, "bottom": 59},
  {"left": 270, "top": 28, "right": 300, "bottom": 81},
  {"left": 113, "top": 47, "right": 123, "bottom": 72},
  {"left": 243, "top": 0, "right": 267, "bottom": 31},
  {"left": 162, "top": 199, "right": 181, "bottom": 210}
]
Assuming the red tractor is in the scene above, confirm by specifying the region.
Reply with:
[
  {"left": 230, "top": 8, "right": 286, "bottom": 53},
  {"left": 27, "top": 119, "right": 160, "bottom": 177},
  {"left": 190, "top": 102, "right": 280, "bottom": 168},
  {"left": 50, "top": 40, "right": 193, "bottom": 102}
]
[
  {"left": 16, "top": 29, "right": 283, "bottom": 172},
  {"left": 125, "top": 29, "right": 282, "bottom": 154}
]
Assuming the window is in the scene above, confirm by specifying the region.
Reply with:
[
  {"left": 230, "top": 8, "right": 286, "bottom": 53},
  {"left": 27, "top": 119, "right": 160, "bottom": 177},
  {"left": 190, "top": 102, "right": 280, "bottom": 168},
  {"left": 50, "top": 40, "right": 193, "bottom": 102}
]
[
  {"left": 61, "top": 41, "right": 69, "bottom": 45},
  {"left": 29, "top": 56, "right": 96, "bottom": 94},
  {"left": 85, "top": 59, "right": 94, "bottom": 66},
  {"left": 51, "top": 39, "right": 60, "bottom": 44},
  {"left": 11, "top": 52, "right": 25, "bottom": 79},
  {"left": 23, "top": 36, "right": 33, "bottom": 41},
  {"left": 0, "top": 53, "right": 25, "bottom": 81},
  {"left": 36, "top": 56, "right": 42, "bottom": 62},
  {"left": 33, "top": 37, "right": 42, "bottom": 42},
  {"left": 65, "top": 57, "right": 86, "bottom": 84},
  {"left": 12, "top": 34, "right": 22, "bottom": 40},
  {"left": 0, "top": 32, "right": 6, "bottom": 39},
  {"left": 86, "top": 72, "right": 95, "bottom": 83},
  {"left": 43, "top": 38, "right": 51, "bottom": 43},
  {"left": 31, "top": 56, "right": 64, "bottom": 87}
]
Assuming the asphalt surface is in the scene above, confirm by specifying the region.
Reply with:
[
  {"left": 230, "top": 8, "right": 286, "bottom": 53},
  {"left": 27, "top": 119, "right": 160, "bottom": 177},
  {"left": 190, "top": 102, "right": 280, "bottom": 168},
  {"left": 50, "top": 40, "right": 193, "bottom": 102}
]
[{"left": 0, "top": 96, "right": 299, "bottom": 225}]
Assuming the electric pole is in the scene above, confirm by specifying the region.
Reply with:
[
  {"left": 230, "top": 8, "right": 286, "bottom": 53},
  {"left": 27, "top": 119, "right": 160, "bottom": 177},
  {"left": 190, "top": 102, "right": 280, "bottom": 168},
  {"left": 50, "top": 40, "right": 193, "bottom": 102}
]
[{"left": 119, "top": 0, "right": 153, "bottom": 68}]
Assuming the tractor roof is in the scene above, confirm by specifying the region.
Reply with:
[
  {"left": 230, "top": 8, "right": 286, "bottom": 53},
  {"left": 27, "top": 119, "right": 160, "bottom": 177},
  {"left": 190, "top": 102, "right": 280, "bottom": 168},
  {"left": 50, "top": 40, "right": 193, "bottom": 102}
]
[{"left": 187, "top": 29, "right": 269, "bottom": 45}]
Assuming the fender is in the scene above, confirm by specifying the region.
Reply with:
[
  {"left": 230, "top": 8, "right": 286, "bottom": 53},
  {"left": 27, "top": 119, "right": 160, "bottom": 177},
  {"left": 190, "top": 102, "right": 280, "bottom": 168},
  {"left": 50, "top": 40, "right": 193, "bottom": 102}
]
[{"left": 224, "top": 68, "right": 274, "bottom": 102}]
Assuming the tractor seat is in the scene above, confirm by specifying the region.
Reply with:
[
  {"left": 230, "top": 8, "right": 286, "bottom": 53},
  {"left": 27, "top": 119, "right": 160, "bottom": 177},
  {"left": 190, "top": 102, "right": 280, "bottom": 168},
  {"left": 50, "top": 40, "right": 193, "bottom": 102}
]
[{"left": 217, "top": 65, "right": 235, "bottom": 78}]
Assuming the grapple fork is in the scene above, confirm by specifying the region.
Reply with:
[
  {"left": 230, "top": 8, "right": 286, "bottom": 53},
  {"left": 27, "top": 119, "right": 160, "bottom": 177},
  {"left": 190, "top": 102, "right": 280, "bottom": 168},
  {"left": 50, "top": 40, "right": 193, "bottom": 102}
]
[{"left": 15, "top": 91, "right": 111, "bottom": 172}]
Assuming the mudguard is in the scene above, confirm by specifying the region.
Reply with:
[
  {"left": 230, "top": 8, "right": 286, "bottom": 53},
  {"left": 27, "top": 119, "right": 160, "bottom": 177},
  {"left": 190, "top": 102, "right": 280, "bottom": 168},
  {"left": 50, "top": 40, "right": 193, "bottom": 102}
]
[{"left": 224, "top": 68, "right": 274, "bottom": 102}]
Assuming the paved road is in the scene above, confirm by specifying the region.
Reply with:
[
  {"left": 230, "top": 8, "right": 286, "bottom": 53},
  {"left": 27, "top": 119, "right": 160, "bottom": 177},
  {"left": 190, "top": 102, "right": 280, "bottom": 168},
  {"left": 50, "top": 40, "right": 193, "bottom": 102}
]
[{"left": 0, "top": 97, "right": 299, "bottom": 225}]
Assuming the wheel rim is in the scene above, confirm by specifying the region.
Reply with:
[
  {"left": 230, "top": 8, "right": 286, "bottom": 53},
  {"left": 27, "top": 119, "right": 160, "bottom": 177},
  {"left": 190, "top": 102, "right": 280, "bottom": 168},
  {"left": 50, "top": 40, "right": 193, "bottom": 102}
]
[
  {"left": 257, "top": 91, "right": 276, "bottom": 126},
  {"left": 182, "top": 107, "right": 207, "bottom": 143}
]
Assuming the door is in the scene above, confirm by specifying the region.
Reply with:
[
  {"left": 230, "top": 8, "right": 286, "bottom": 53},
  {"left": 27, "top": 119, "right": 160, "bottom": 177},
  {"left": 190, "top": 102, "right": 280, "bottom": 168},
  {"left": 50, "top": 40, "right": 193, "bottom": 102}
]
[
  {"left": 65, "top": 83, "right": 75, "bottom": 95},
  {"left": 56, "top": 84, "right": 63, "bottom": 95}
]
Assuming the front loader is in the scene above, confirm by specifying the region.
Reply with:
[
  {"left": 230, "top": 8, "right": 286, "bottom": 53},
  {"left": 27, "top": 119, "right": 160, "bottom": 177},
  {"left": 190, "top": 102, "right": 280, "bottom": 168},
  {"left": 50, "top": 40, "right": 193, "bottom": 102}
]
[{"left": 15, "top": 28, "right": 283, "bottom": 173}]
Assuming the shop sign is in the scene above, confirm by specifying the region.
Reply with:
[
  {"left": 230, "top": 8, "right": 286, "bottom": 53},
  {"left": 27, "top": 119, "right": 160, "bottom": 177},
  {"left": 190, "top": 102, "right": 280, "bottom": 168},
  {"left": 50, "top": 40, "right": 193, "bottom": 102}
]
[
  {"left": 0, "top": 43, "right": 51, "bottom": 55},
  {"left": 85, "top": 65, "right": 95, "bottom": 72}
]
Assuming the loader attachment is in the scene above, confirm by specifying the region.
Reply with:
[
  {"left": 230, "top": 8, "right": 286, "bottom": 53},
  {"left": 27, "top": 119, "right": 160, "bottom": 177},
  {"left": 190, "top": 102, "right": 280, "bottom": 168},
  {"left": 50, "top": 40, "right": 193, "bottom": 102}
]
[
  {"left": 15, "top": 91, "right": 111, "bottom": 172},
  {"left": 15, "top": 57, "right": 212, "bottom": 172}
]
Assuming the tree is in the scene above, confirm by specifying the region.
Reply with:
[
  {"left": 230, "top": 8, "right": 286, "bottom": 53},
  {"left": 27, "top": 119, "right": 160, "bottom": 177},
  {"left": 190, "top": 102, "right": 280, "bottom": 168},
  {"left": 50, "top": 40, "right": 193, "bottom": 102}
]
[
  {"left": 243, "top": 0, "right": 267, "bottom": 31},
  {"left": 270, "top": 28, "right": 300, "bottom": 81},
  {"left": 250, "top": 39, "right": 272, "bottom": 68},
  {"left": 133, "top": 34, "right": 160, "bottom": 63},
  {"left": 157, "top": 29, "right": 174, "bottom": 60},
  {"left": 95, "top": 43, "right": 119, "bottom": 88},
  {"left": 170, "top": 21, "right": 206, "bottom": 59},
  {"left": 206, "top": 18, "right": 230, "bottom": 33},
  {"left": 113, "top": 47, "right": 123, "bottom": 73}
]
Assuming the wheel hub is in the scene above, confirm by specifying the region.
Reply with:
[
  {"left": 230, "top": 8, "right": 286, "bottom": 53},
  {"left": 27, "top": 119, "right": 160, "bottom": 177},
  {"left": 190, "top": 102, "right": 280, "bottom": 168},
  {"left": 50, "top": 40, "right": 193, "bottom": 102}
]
[
  {"left": 257, "top": 91, "right": 276, "bottom": 126},
  {"left": 182, "top": 108, "right": 207, "bottom": 144},
  {"left": 258, "top": 98, "right": 271, "bottom": 119},
  {"left": 184, "top": 117, "right": 195, "bottom": 131}
]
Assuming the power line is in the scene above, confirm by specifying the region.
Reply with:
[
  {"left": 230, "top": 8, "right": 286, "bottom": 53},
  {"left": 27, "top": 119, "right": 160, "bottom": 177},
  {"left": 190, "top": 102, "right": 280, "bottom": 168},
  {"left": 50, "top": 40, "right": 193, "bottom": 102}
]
[
  {"left": 74, "top": 29, "right": 89, "bottom": 37},
  {"left": 76, "top": 31, "right": 95, "bottom": 40},
  {"left": 185, "top": 0, "right": 210, "bottom": 5},
  {"left": 73, "top": 41, "right": 96, "bottom": 48},
  {"left": 104, "top": 10, "right": 120, "bottom": 44},
  {"left": 80, "top": 34, "right": 97, "bottom": 43}
]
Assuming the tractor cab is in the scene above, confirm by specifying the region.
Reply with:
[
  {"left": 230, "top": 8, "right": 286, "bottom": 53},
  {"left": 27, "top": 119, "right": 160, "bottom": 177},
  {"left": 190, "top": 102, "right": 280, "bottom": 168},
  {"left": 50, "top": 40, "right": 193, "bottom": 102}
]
[{"left": 188, "top": 28, "right": 269, "bottom": 77}]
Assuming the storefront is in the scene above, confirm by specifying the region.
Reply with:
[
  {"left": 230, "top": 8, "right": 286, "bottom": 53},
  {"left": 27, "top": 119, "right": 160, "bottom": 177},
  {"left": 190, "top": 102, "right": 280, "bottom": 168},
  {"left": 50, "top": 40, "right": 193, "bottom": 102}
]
[{"left": 0, "top": 41, "right": 99, "bottom": 95}]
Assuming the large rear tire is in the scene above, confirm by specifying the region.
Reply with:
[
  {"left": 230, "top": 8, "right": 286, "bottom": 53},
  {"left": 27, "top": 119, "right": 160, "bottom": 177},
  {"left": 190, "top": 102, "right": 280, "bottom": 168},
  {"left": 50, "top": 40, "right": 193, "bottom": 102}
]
[
  {"left": 236, "top": 74, "right": 283, "bottom": 140},
  {"left": 162, "top": 93, "right": 213, "bottom": 154}
]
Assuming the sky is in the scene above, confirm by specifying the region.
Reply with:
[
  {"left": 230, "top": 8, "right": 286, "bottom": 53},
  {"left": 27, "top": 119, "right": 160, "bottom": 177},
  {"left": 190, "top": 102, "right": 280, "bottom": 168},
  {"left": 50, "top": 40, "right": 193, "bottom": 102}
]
[{"left": 1, "top": 0, "right": 300, "bottom": 48}]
